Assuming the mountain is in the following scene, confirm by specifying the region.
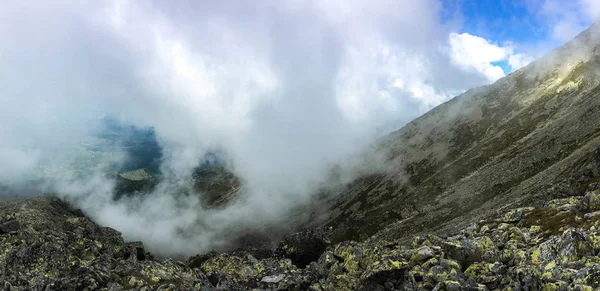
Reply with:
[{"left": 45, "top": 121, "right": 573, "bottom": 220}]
[
  {"left": 318, "top": 23, "right": 600, "bottom": 245},
  {"left": 4, "top": 24, "right": 600, "bottom": 290}
]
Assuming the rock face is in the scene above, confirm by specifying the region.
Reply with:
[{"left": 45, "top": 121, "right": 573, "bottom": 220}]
[{"left": 319, "top": 22, "right": 600, "bottom": 245}]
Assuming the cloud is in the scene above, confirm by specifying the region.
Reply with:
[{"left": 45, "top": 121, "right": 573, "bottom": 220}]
[
  {"left": 448, "top": 33, "right": 533, "bottom": 82},
  {"left": 509, "top": 53, "right": 535, "bottom": 71},
  {"left": 529, "top": 0, "right": 598, "bottom": 43},
  {"left": 0, "top": 0, "right": 538, "bottom": 256},
  {"left": 583, "top": 0, "right": 600, "bottom": 20}
]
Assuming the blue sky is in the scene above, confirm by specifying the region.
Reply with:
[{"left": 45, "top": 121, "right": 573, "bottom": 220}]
[
  {"left": 459, "top": 1, "right": 542, "bottom": 43},
  {"left": 460, "top": 0, "right": 543, "bottom": 73},
  {"left": 450, "top": 0, "right": 597, "bottom": 74}
]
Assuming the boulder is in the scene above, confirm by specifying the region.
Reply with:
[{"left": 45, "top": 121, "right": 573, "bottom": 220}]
[
  {"left": 0, "top": 220, "right": 19, "bottom": 234},
  {"left": 442, "top": 236, "right": 496, "bottom": 269}
]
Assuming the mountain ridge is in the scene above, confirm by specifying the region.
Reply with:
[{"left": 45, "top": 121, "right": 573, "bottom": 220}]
[{"left": 316, "top": 23, "right": 600, "bottom": 245}]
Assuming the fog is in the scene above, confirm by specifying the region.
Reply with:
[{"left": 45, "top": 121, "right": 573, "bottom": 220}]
[{"left": 0, "top": 0, "right": 562, "bottom": 257}]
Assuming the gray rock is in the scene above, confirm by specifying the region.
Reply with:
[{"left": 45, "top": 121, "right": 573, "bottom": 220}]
[
  {"left": 0, "top": 220, "right": 19, "bottom": 234},
  {"left": 584, "top": 210, "right": 600, "bottom": 218},
  {"left": 261, "top": 274, "right": 286, "bottom": 283},
  {"left": 416, "top": 246, "right": 435, "bottom": 261}
]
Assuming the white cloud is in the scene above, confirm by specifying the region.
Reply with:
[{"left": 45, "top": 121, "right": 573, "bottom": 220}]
[
  {"left": 0, "top": 0, "right": 540, "bottom": 256},
  {"left": 553, "top": 19, "right": 587, "bottom": 42},
  {"left": 582, "top": 0, "right": 600, "bottom": 20},
  {"left": 508, "top": 53, "right": 535, "bottom": 71},
  {"left": 448, "top": 32, "right": 532, "bottom": 82},
  {"left": 533, "top": 0, "right": 598, "bottom": 43}
]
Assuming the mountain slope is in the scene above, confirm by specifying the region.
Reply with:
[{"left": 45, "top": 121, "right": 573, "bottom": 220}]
[
  {"left": 321, "top": 23, "right": 600, "bottom": 244},
  {"left": 6, "top": 186, "right": 600, "bottom": 289}
]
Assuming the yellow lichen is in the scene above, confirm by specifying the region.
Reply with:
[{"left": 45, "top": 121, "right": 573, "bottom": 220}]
[
  {"left": 389, "top": 260, "right": 404, "bottom": 268},
  {"left": 66, "top": 217, "right": 80, "bottom": 224},
  {"left": 531, "top": 249, "right": 541, "bottom": 264}
]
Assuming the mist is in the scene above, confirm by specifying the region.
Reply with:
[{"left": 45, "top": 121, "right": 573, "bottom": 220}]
[{"left": 0, "top": 0, "right": 546, "bottom": 257}]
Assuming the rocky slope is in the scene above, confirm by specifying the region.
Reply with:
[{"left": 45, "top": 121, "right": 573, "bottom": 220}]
[
  {"left": 0, "top": 196, "right": 212, "bottom": 290},
  {"left": 318, "top": 23, "right": 600, "bottom": 245},
  {"left": 5, "top": 184, "right": 600, "bottom": 290}
]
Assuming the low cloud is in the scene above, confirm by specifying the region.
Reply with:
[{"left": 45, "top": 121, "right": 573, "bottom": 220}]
[
  {"left": 448, "top": 33, "right": 533, "bottom": 82},
  {"left": 530, "top": 0, "right": 599, "bottom": 43},
  {"left": 0, "top": 0, "right": 549, "bottom": 256}
]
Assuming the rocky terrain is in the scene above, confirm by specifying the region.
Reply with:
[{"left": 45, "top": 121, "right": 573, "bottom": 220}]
[
  {"left": 2, "top": 16, "right": 600, "bottom": 291},
  {"left": 4, "top": 182, "right": 600, "bottom": 290}
]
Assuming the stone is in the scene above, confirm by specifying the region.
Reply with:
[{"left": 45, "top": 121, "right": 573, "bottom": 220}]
[
  {"left": 440, "top": 259, "right": 461, "bottom": 271},
  {"left": 586, "top": 190, "right": 600, "bottom": 211},
  {"left": 0, "top": 220, "right": 19, "bottom": 234},
  {"left": 411, "top": 246, "right": 435, "bottom": 263},
  {"left": 489, "top": 262, "right": 507, "bottom": 275},
  {"left": 261, "top": 274, "right": 286, "bottom": 283},
  {"left": 442, "top": 236, "right": 495, "bottom": 268},
  {"left": 445, "top": 280, "right": 462, "bottom": 291},
  {"left": 584, "top": 211, "right": 600, "bottom": 219}
]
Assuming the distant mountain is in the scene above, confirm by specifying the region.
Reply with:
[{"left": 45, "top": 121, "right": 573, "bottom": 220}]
[{"left": 92, "top": 117, "right": 163, "bottom": 173}]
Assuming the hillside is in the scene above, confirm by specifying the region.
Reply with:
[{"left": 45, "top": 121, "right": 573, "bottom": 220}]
[
  {"left": 5, "top": 187, "right": 600, "bottom": 289},
  {"left": 319, "top": 23, "right": 600, "bottom": 245}
]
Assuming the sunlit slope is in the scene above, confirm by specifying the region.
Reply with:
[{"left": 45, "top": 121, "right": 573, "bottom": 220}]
[{"left": 324, "top": 23, "right": 600, "bottom": 243}]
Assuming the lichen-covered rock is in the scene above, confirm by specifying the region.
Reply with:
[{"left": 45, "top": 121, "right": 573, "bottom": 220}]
[
  {"left": 500, "top": 207, "right": 534, "bottom": 223},
  {"left": 442, "top": 236, "right": 496, "bottom": 268},
  {"left": 195, "top": 250, "right": 315, "bottom": 290},
  {"left": 9, "top": 184, "right": 600, "bottom": 290},
  {"left": 409, "top": 246, "right": 436, "bottom": 264},
  {"left": 0, "top": 196, "right": 214, "bottom": 290},
  {"left": 583, "top": 190, "right": 600, "bottom": 211}
]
